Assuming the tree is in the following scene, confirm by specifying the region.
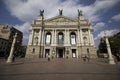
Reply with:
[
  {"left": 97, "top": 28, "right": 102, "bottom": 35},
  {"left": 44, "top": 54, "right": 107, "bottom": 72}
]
[
  {"left": 98, "top": 32, "right": 120, "bottom": 58},
  {"left": 109, "top": 32, "right": 120, "bottom": 56}
]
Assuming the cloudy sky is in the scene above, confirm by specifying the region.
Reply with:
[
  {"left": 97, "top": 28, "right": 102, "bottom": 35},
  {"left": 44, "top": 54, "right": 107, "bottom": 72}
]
[{"left": 0, "top": 0, "right": 120, "bottom": 49}]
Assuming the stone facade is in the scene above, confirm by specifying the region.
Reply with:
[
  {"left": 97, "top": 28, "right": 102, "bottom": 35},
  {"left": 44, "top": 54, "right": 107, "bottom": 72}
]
[
  {"left": 26, "top": 10, "right": 97, "bottom": 59},
  {"left": 0, "top": 24, "right": 23, "bottom": 57}
]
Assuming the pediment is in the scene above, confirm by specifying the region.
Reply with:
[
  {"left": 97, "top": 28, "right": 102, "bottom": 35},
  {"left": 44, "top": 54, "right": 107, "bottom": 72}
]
[{"left": 45, "top": 16, "right": 76, "bottom": 22}]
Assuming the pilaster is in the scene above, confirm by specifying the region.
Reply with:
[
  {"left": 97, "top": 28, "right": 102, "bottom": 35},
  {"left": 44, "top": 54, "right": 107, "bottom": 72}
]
[
  {"left": 64, "top": 29, "right": 67, "bottom": 46},
  {"left": 77, "top": 29, "right": 80, "bottom": 46},
  {"left": 80, "top": 29, "right": 83, "bottom": 46},
  {"left": 32, "top": 29, "right": 34, "bottom": 45},
  {"left": 88, "top": 29, "right": 92, "bottom": 46},
  {"left": 91, "top": 32, "right": 95, "bottom": 46},
  {"left": 41, "top": 30, "right": 45, "bottom": 46},
  {"left": 54, "top": 29, "right": 57, "bottom": 46},
  {"left": 67, "top": 29, "right": 70, "bottom": 46},
  {"left": 51, "top": 29, "right": 55, "bottom": 46},
  {"left": 38, "top": 29, "right": 41, "bottom": 45}
]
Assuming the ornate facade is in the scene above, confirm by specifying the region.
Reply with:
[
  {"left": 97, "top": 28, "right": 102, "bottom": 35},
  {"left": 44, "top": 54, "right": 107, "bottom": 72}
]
[{"left": 26, "top": 10, "right": 97, "bottom": 59}]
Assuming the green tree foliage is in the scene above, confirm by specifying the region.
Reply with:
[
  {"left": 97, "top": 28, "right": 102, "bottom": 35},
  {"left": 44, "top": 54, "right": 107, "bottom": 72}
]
[
  {"left": 98, "top": 38, "right": 107, "bottom": 53},
  {"left": 98, "top": 32, "right": 120, "bottom": 56},
  {"left": 109, "top": 32, "right": 120, "bottom": 55}
]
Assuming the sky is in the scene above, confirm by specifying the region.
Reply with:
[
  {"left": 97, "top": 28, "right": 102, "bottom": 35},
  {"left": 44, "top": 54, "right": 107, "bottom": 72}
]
[{"left": 0, "top": 0, "right": 120, "bottom": 49}]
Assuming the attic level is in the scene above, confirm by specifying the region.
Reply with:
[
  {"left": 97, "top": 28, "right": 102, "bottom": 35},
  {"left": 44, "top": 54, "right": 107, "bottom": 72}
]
[{"left": 31, "top": 9, "right": 91, "bottom": 26}]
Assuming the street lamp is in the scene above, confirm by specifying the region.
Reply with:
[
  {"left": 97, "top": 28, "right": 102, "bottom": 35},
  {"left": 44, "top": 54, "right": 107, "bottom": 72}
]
[
  {"left": 104, "top": 31, "right": 115, "bottom": 64},
  {"left": 6, "top": 33, "right": 17, "bottom": 63}
]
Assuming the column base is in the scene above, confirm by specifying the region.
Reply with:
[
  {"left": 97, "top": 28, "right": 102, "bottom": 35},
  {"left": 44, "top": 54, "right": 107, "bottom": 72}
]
[
  {"left": 109, "top": 58, "right": 116, "bottom": 64},
  {"left": 6, "top": 57, "right": 13, "bottom": 63}
]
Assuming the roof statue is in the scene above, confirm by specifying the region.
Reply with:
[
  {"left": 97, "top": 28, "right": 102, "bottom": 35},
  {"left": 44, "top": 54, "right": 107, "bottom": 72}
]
[
  {"left": 78, "top": 9, "right": 83, "bottom": 16},
  {"left": 40, "top": 10, "right": 44, "bottom": 16},
  {"left": 59, "top": 9, "right": 63, "bottom": 15}
]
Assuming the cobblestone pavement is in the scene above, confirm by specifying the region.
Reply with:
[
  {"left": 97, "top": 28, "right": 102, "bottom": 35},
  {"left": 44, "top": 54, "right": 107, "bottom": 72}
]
[{"left": 0, "top": 58, "right": 120, "bottom": 80}]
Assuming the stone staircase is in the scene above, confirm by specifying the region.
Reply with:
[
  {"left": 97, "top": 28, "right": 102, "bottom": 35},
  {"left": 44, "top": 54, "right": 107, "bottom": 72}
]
[{"left": 23, "top": 58, "right": 89, "bottom": 63}]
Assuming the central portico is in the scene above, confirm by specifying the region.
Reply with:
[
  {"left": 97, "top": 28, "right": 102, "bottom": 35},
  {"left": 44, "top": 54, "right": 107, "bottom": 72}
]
[
  {"left": 56, "top": 47, "right": 65, "bottom": 58},
  {"left": 26, "top": 9, "right": 97, "bottom": 59}
]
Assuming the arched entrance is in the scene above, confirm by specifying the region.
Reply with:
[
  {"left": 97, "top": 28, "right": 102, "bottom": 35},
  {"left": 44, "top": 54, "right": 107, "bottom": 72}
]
[{"left": 56, "top": 47, "right": 65, "bottom": 58}]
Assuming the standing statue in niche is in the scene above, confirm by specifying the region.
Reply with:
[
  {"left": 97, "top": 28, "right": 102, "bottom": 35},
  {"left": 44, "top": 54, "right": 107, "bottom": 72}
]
[
  {"left": 59, "top": 9, "right": 63, "bottom": 15},
  {"left": 40, "top": 10, "right": 44, "bottom": 16},
  {"left": 78, "top": 9, "right": 83, "bottom": 16}
]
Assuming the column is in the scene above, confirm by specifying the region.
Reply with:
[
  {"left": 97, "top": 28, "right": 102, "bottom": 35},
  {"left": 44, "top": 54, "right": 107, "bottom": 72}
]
[
  {"left": 77, "top": 29, "right": 80, "bottom": 58},
  {"left": 64, "top": 29, "right": 67, "bottom": 46},
  {"left": 67, "top": 29, "right": 70, "bottom": 45},
  {"left": 28, "top": 29, "right": 33, "bottom": 45},
  {"left": 91, "top": 32, "right": 94, "bottom": 46},
  {"left": 105, "top": 36, "right": 115, "bottom": 64},
  {"left": 51, "top": 29, "right": 54, "bottom": 46},
  {"left": 41, "top": 30, "right": 45, "bottom": 58},
  {"left": 7, "top": 33, "right": 17, "bottom": 63},
  {"left": 38, "top": 29, "right": 41, "bottom": 45},
  {"left": 88, "top": 29, "right": 92, "bottom": 46},
  {"left": 54, "top": 29, "right": 56, "bottom": 46},
  {"left": 77, "top": 29, "right": 80, "bottom": 46},
  {"left": 80, "top": 29, "right": 83, "bottom": 46},
  {"left": 41, "top": 30, "right": 45, "bottom": 46},
  {"left": 32, "top": 29, "right": 34, "bottom": 45},
  {"left": 76, "top": 49, "right": 78, "bottom": 58}
]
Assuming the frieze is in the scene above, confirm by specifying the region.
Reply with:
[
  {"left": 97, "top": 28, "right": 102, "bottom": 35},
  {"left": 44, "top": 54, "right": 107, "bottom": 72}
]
[
  {"left": 50, "top": 17, "right": 73, "bottom": 22},
  {"left": 45, "top": 22, "right": 78, "bottom": 26}
]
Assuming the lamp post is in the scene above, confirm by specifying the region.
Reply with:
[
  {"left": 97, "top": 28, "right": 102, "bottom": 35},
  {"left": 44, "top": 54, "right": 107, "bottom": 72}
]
[
  {"left": 104, "top": 32, "right": 115, "bottom": 64},
  {"left": 6, "top": 33, "right": 17, "bottom": 63}
]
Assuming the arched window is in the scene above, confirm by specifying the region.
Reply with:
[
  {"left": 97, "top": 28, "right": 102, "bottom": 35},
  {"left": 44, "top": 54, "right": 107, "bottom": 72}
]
[
  {"left": 45, "top": 32, "right": 51, "bottom": 45},
  {"left": 58, "top": 32, "right": 64, "bottom": 44},
  {"left": 70, "top": 32, "right": 76, "bottom": 44}
]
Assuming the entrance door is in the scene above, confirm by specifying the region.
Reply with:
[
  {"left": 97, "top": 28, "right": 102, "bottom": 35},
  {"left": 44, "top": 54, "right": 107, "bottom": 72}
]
[
  {"left": 72, "top": 49, "right": 76, "bottom": 58},
  {"left": 58, "top": 49, "right": 63, "bottom": 58},
  {"left": 45, "top": 49, "right": 50, "bottom": 58}
]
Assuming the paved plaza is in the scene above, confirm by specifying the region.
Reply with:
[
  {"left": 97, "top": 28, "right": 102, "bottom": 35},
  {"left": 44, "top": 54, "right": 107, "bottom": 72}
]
[{"left": 0, "top": 58, "right": 120, "bottom": 80}]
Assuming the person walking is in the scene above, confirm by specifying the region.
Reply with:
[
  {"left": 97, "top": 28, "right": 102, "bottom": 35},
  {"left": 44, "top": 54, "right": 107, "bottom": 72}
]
[
  {"left": 82, "top": 54, "right": 86, "bottom": 62},
  {"left": 47, "top": 54, "right": 51, "bottom": 61},
  {"left": 86, "top": 55, "right": 90, "bottom": 62}
]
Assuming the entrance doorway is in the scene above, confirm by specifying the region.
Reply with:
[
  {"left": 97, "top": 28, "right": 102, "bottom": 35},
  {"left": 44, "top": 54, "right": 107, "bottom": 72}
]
[
  {"left": 72, "top": 49, "right": 76, "bottom": 58},
  {"left": 45, "top": 49, "right": 50, "bottom": 58},
  {"left": 58, "top": 49, "right": 64, "bottom": 58}
]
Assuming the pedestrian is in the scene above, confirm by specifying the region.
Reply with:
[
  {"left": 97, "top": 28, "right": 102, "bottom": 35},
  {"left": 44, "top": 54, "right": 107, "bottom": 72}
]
[
  {"left": 47, "top": 54, "right": 50, "bottom": 61},
  {"left": 86, "top": 55, "right": 90, "bottom": 62}
]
